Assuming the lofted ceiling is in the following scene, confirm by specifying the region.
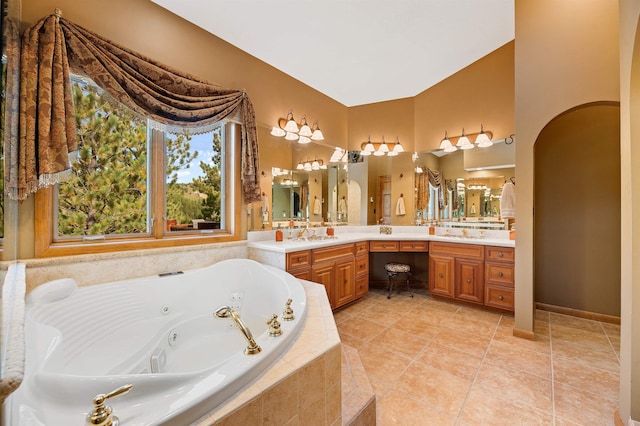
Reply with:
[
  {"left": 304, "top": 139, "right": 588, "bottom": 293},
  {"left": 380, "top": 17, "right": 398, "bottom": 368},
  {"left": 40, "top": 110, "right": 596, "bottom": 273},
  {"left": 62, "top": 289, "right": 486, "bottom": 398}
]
[{"left": 150, "top": 0, "right": 514, "bottom": 107}]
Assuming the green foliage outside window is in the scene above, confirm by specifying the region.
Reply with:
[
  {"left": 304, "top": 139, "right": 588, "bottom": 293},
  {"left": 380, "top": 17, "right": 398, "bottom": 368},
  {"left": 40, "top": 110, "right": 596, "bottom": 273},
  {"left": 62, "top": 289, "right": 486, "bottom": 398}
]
[{"left": 57, "top": 78, "right": 224, "bottom": 238}]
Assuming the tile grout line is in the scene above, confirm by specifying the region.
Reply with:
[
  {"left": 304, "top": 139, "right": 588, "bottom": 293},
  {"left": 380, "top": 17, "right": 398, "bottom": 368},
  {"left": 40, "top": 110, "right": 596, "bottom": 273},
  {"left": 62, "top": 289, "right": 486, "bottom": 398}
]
[
  {"left": 452, "top": 313, "right": 501, "bottom": 426},
  {"left": 546, "top": 312, "right": 557, "bottom": 426}
]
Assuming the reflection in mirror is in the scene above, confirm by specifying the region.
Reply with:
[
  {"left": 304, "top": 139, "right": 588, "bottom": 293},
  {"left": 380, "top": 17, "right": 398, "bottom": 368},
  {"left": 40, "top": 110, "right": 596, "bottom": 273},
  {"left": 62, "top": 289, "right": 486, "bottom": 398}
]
[{"left": 413, "top": 140, "right": 515, "bottom": 229}]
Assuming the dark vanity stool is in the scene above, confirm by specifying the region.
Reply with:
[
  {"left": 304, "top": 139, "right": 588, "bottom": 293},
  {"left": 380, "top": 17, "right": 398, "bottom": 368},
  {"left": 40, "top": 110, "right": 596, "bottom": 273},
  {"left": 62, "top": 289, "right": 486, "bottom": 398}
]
[{"left": 384, "top": 263, "right": 414, "bottom": 299}]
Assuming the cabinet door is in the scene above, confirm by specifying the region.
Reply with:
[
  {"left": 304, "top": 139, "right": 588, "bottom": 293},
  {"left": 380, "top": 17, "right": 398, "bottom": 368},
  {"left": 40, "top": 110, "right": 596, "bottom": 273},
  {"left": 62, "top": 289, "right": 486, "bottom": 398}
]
[
  {"left": 429, "top": 255, "right": 455, "bottom": 298},
  {"left": 312, "top": 263, "right": 335, "bottom": 308},
  {"left": 334, "top": 259, "right": 356, "bottom": 308},
  {"left": 455, "top": 258, "right": 484, "bottom": 304}
]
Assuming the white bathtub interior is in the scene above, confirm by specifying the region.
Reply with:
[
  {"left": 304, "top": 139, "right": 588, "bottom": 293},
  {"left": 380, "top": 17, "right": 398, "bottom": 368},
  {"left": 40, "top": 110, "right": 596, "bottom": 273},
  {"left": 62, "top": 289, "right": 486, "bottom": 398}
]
[{"left": 6, "top": 259, "right": 307, "bottom": 426}]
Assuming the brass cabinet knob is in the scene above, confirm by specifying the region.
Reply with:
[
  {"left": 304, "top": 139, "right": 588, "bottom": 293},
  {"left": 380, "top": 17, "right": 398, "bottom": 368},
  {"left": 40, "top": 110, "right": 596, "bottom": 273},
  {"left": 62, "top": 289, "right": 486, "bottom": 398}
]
[
  {"left": 498, "top": 252, "right": 504, "bottom": 257},
  {"left": 439, "top": 273, "right": 444, "bottom": 278},
  {"left": 466, "top": 278, "right": 471, "bottom": 283},
  {"left": 382, "top": 244, "right": 387, "bottom": 248},
  {"left": 298, "top": 257, "right": 302, "bottom": 262},
  {"left": 498, "top": 295, "right": 504, "bottom": 300},
  {"left": 498, "top": 272, "right": 504, "bottom": 277}
]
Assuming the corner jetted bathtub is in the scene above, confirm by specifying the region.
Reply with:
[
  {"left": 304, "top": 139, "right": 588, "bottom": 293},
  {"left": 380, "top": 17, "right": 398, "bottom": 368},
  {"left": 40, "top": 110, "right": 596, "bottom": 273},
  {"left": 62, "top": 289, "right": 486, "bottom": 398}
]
[{"left": 6, "top": 259, "right": 307, "bottom": 425}]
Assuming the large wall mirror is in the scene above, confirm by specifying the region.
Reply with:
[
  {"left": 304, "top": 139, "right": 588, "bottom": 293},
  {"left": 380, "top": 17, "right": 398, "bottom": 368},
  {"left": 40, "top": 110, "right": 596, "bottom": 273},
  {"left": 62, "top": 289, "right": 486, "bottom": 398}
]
[
  {"left": 412, "top": 139, "right": 515, "bottom": 228},
  {"left": 254, "top": 135, "right": 348, "bottom": 230}
]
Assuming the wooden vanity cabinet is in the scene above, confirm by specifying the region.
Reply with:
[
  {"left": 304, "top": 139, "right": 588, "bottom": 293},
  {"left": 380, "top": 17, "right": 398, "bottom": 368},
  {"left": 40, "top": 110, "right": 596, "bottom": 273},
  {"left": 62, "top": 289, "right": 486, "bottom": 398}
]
[
  {"left": 286, "top": 250, "right": 311, "bottom": 280},
  {"left": 429, "top": 254, "right": 455, "bottom": 298},
  {"left": 287, "top": 242, "right": 368, "bottom": 310},
  {"left": 354, "top": 242, "right": 369, "bottom": 299},
  {"left": 429, "top": 242, "right": 484, "bottom": 306},
  {"left": 484, "top": 246, "right": 515, "bottom": 312}
]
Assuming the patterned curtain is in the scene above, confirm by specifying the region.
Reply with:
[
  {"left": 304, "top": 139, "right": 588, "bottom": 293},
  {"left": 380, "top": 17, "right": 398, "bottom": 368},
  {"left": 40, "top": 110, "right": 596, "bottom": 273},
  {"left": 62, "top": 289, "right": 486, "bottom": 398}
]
[
  {"left": 415, "top": 172, "right": 429, "bottom": 211},
  {"left": 445, "top": 179, "right": 459, "bottom": 211},
  {"left": 427, "top": 168, "right": 445, "bottom": 209},
  {"left": 12, "top": 12, "right": 260, "bottom": 203}
]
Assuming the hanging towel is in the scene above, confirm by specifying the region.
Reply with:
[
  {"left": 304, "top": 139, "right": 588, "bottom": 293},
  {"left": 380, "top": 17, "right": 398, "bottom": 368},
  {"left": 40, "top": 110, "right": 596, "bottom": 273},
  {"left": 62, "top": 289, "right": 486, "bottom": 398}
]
[
  {"left": 338, "top": 197, "right": 347, "bottom": 214},
  {"left": 395, "top": 196, "right": 406, "bottom": 216},
  {"left": 313, "top": 197, "right": 322, "bottom": 215},
  {"left": 261, "top": 194, "right": 269, "bottom": 214},
  {"left": 500, "top": 182, "right": 516, "bottom": 218}
]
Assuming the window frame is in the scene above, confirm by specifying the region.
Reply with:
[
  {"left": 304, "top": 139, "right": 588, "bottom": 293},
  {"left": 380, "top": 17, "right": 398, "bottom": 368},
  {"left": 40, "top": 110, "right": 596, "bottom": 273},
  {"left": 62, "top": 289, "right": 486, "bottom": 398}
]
[{"left": 34, "top": 121, "right": 241, "bottom": 258}]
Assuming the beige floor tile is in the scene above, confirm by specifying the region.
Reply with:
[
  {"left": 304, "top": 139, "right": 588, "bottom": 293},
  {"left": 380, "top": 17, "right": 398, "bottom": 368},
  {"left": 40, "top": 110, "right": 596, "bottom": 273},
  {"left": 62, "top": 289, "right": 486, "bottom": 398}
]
[
  {"left": 358, "top": 343, "right": 412, "bottom": 386},
  {"left": 410, "top": 304, "right": 459, "bottom": 325},
  {"left": 485, "top": 339, "right": 551, "bottom": 378},
  {"left": 441, "top": 313, "right": 499, "bottom": 336},
  {"left": 338, "top": 330, "right": 367, "bottom": 349},
  {"left": 549, "top": 312, "right": 606, "bottom": 334},
  {"left": 377, "top": 389, "right": 456, "bottom": 426},
  {"left": 554, "top": 381, "right": 619, "bottom": 425},
  {"left": 392, "top": 362, "right": 472, "bottom": 417},
  {"left": 493, "top": 324, "right": 551, "bottom": 354},
  {"left": 420, "top": 297, "right": 462, "bottom": 313},
  {"left": 552, "top": 339, "right": 619, "bottom": 373},
  {"left": 432, "top": 327, "right": 492, "bottom": 358},
  {"left": 455, "top": 305, "right": 503, "bottom": 324},
  {"left": 392, "top": 315, "right": 443, "bottom": 340},
  {"left": 357, "top": 304, "right": 404, "bottom": 326},
  {"left": 337, "top": 317, "right": 384, "bottom": 342},
  {"left": 475, "top": 359, "right": 553, "bottom": 413},
  {"left": 553, "top": 416, "right": 583, "bottom": 426},
  {"left": 535, "top": 309, "right": 550, "bottom": 321},
  {"left": 609, "top": 335, "right": 621, "bottom": 352},
  {"left": 368, "top": 327, "right": 431, "bottom": 360},
  {"left": 457, "top": 385, "right": 554, "bottom": 426},
  {"left": 550, "top": 324, "right": 612, "bottom": 352},
  {"left": 332, "top": 308, "right": 355, "bottom": 325},
  {"left": 600, "top": 322, "right": 621, "bottom": 337},
  {"left": 415, "top": 342, "right": 483, "bottom": 381},
  {"left": 534, "top": 319, "right": 551, "bottom": 336},
  {"left": 499, "top": 315, "right": 515, "bottom": 328},
  {"left": 552, "top": 356, "right": 620, "bottom": 400}
]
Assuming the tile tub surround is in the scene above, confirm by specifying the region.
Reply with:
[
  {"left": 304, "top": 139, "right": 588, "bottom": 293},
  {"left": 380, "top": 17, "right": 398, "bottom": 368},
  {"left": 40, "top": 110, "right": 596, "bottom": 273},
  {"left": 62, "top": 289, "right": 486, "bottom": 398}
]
[
  {"left": 16, "top": 241, "right": 248, "bottom": 292},
  {"left": 334, "top": 287, "right": 620, "bottom": 425}
]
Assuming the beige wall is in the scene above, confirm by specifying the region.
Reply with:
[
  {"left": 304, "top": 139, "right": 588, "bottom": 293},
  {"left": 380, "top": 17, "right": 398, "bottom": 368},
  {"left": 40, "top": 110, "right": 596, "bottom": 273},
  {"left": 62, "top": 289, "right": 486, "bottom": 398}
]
[
  {"left": 619, "top": 0, "right": 640, "bottom": 421},
  {"left": 414, "top": 42, "right": 515, "bottom": 152},
  {"left": 514, "top": 0, "right": 620, "bottom": 337},
  {"left": 534, "top": 103, "right": 620, "bottom": 317}
]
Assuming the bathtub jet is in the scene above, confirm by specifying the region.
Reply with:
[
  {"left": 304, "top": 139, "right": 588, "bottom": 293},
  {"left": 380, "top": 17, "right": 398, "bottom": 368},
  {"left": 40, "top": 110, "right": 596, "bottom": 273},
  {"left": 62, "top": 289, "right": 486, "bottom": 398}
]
[{"left": 5, "top": 259, "right": 307, "bottom": 426}]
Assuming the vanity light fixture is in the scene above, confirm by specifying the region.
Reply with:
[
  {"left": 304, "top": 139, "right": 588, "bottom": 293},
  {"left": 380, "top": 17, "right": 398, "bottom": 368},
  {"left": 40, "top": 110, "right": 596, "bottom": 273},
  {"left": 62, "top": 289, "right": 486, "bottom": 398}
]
[
  {"left": 439, "top": 126, "right": 494, "bottom": 152},
  {"left": 456, "top": 128, "right": 474, "bottom": 150},
  {"left": 296, "top": 157, "right": 326, "bottom": 171},
  {"left": 271, "top": 110, "right": 325, "bottom": 143},
  {"left": 475, "top": 124, "right": 493, "bottom": 147},
  {"left": 360, "top": 136, "right": 404, "bottom": 156}
]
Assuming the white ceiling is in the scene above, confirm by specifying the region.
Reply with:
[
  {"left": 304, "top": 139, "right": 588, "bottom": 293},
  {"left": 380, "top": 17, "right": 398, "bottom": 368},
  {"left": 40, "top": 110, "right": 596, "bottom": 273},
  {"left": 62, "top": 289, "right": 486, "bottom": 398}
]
[{"left": 151, "top": 0, "right": 514, "bottom": 107}]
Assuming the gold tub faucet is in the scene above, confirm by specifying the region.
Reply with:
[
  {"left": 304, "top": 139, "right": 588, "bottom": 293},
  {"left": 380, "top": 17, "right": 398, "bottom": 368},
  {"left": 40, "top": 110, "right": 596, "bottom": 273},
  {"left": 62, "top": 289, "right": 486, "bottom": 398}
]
[{"left": 215, "top": 306, "right": 262, "bottom": 355}]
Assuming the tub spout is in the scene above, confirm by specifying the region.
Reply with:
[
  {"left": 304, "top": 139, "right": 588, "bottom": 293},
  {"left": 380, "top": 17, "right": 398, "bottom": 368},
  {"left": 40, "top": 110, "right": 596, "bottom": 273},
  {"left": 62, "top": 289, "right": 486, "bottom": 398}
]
[{"left": 215, "top": 306, "right": 262, "bottom": 355}]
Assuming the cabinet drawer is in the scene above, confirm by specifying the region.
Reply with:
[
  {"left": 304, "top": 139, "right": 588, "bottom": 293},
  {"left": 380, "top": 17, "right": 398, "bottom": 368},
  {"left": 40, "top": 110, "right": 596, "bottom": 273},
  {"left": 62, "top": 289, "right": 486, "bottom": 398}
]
[
  {"left": 312, "top": 243, "right": 355, "bottom": 264},
  {"left": 369, "top": 240, "right": 399, "bottom": 252},
  {"left": 429, "top": 241, "right": 484, "bottom": 259},
  {"left": 399, "top": 240, "right": 428, "bottom": 252},
  {"left": 355, "top": 254, "right": 369, "bottom": 275},
  {"left": 485, "top": 246, "right": 515, "bottom": 263},
  {"left": 287, "top": 250, "right": 311, "bottom": 270},
  {"left": 484, "top": 284, "right": 514, "bottom": 311},
  {"left": 355, "top": 274, "right": 369, "bottom": 299},
  {"left": 485, "top": 262, "right": 515, "bottom": 287},
  {"left": 355, "top": 241, "right": 369, "bottom": 256},
  {"left": 289, "top": 269, "right": 311, "bottom": 281}
]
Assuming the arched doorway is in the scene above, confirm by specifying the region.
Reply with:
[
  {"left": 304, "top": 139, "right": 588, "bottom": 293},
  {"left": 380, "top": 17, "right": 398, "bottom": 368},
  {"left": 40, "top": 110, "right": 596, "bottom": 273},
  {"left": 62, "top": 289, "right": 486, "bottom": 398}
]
[{"left": 534, "top": 102, "right": 620, "bottom": 316}]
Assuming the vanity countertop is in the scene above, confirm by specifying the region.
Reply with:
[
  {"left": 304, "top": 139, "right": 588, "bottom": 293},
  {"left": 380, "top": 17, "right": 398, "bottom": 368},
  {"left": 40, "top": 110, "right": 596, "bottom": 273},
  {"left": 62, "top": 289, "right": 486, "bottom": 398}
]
[{"left": 248, "top": 226, "right": 515, "bottom": 254}]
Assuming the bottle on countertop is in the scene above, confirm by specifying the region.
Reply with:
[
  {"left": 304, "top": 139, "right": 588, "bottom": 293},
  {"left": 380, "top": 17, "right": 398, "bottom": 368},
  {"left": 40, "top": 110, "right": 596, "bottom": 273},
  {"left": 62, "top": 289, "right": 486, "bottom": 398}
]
[
  {"left": 509, "top": 225, "right": 516, "bottom": 240},
  {"left": 428, "top": 222, "right": 435, "bottom": 235},
  {"left": 275, "top": 225, "right": 283, "bottom": 242}
]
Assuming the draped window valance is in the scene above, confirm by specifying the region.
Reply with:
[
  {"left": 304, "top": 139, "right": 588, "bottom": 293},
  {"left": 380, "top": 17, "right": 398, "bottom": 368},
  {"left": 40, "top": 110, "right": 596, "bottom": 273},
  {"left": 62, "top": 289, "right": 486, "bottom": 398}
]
[
  {"left": 9, "top": 11, "right": 260, "bottom": 203},
  {"left": 427, "top": 168, "right": 445, "bottom": 209}
]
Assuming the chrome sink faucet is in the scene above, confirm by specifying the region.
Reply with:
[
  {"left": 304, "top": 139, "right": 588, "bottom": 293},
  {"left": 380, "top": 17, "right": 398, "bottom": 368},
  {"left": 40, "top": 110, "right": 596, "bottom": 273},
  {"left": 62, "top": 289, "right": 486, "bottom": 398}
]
[{"left": 215, "top": 306, "right": 262, "bottom": 355}]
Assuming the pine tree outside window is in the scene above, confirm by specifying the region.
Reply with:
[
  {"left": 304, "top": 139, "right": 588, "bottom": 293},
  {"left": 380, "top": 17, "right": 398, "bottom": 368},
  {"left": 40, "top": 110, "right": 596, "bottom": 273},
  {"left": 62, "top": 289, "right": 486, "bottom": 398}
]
[{"left": 35, "top": 75, "right": 239, "bottom": 257}]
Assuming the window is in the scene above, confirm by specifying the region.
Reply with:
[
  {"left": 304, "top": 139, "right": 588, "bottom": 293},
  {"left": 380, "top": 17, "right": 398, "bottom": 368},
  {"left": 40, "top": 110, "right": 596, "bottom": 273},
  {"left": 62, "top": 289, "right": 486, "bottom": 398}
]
[{"left": 35, "top": 76, "right": 240, "bottom": 257}]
